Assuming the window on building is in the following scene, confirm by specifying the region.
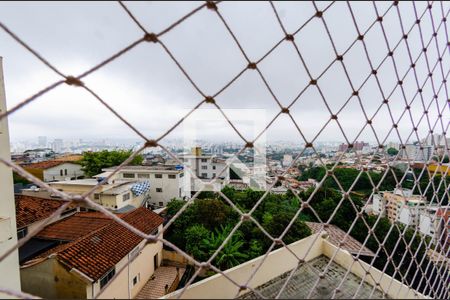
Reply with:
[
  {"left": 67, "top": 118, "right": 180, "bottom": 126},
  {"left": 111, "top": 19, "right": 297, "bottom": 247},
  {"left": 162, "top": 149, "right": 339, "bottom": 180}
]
[
  {"left": 123, "top": 173, "right": 135, "bottom": 178},
  {"left": 168, "top": 174, "right": 176, "bottom": 179},
  {"left": 137, "top": 173, "right": 150, "bottom": 179},
  {"left": 179, "top": 172, "right": 184, "bottom": 178},
  {"left": 159, "top": 201, "right": 163, "bottom": 207},
  {"left": 123, "top": 193, "right": 131, "bottom": 201},
  {"left": 100, "top": 268, "right": 116, "bottom": 289},
  {"left": 17, "top": 227, "right": 28, "bottom": 240},
  {"left": 155, "top": 174, "right": 163, "bottom": 179},
  {"left": 201, "top": 173, "right": 207, "bottom": 178},
  {"left": 94, "top": 194, "right": 100, "bottom": 200},
  {"left": 156, "top": 188, "right": 163, "bottom": 193},
  {"left": 201, "top": 158, "right": 207, "bottom": 162},
  {"left": 212, "top": 173, "right": 216, "bottom": 178},
  {"left": 60, "top": 169, "right": 63, "bottom": 176},
  {"left": 64, "top": 169, "right": 68, "bottom": 176},
  {"left": 201, "top": 166, "right": 207, "bottom": 170},
  {"left": 212, "top": 165, "right": 216, "bottom": 170},
  {"left": 133, "top": 274, "right": 140, "bottom": 286}
]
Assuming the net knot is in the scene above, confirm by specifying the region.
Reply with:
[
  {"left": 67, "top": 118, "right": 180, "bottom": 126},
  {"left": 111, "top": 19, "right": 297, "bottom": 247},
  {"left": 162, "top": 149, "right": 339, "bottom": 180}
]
[
  {"left": 65, "top": 76, "right": 84, "bottom": 86},
  {"left": 206, "top": 1, "right": 217, "bottom": 10},
  {"left": 204, "top": 96, "right": 215, "bottom": 104},
  {"left": 247, "top": 62, "right": 257, "bottom": 70},
  {"left": 143, "top": 33, "right": 158, "bottom": 43},
  {"left": 145, "top": 140, "right": 158, "bottom": 148},
  {"left": 285, "top": 34, "right": 294, "bottom": 41},
  {"left": 281, "top": 107, "right": 289, "bottom": 114}
]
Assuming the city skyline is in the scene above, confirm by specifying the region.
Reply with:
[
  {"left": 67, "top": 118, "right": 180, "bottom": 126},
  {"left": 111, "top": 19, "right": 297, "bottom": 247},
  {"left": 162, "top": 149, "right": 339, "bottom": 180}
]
[{"left": 1, "top": 1, "right": 448, "bottom": 144}]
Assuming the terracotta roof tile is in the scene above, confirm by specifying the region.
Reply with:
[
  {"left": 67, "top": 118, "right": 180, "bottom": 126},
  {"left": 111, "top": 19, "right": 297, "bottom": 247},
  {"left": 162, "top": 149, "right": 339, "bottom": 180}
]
[
  {"left": 15, "top": 195, "right": 68, "bottom": 228},
  {"left": 306, "top": 222, "right": 375, "bottom": 257},
  {"left": 35, "top": 212, "right": 121, "bottom": 241},
  {"left": 22, "top": 160, "right": 76, "bottom": 170},
  {"left": 38, "top": 207, "right": 163, "bottom": 281}
]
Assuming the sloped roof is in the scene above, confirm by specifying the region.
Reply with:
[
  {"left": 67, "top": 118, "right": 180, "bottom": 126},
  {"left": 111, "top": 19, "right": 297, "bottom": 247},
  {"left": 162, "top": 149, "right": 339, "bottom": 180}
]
[
  {"left": 35, "top": 212, "right": 122, "bottom": 241},
  {"left": 15, "top": 195, "right": 68, "bottom": 228},
  {"left": 306, "top": 222, "right": 375, "bottom": 257},
  {"left": 32, "top": 207, "right": 164, "bottom": 281},
  {"left": 22, "top": 160, "right": 78, "bottom": 170}
]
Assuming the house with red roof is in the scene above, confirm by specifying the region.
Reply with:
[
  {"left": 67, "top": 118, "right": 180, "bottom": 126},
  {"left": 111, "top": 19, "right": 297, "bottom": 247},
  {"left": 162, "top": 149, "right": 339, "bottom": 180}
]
[
  {"left": 20, "top": 207, "right": 165, "bottom": 299},
  {"left": 22, "top": 160, "right": 84, "bottom": 182}
]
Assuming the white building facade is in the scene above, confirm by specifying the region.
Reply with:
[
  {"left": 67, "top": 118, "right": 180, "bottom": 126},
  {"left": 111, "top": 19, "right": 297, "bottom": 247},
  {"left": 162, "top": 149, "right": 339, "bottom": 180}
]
[{"left": 0, "top": 57, "right": 22, "bottom": 296}]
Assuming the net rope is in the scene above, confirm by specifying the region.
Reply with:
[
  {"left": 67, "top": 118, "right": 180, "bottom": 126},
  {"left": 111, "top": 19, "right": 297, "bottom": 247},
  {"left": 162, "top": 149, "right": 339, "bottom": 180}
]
[{"left": 0, "top": 1, "right": 449, "bottom": 299}]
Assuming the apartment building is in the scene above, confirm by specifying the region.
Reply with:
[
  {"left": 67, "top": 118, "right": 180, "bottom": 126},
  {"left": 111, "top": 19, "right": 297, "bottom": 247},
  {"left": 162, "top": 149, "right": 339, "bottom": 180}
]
[
  {"left": 384, "top": 188, "right": 428, "bottom": 226},
  {"left": 22, "top": 160, "right": 84, "bottom": 182},
  {"left": 20, "top": 207, "right": 164, "bottom": 299},
  {"left": 0, "top": 57, "right": 21, "bottom": 296},
  {"left": 399, "top": 144, "right": 433, "bottom": 162},
  {"left": 101, "top": 165, "right": 186, "bottom": 207},
  {"left": 419, "top": 206, "right": 450, "bottom": 244},
  {"left": 180, "top": 147, "right": 228, "bottom": 179}
]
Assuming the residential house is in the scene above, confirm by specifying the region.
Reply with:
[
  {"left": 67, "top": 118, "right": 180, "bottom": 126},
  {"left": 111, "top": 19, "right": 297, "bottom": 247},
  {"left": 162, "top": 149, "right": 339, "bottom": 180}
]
[
  {"left": 15, "top": 194, "right": 79, "bottom": 264},
  {"left": 22, "top": 160, "right": 84, "bottom": 182},
  {"left": 20, "top": 207, "right": 164, "bottom": 299}
]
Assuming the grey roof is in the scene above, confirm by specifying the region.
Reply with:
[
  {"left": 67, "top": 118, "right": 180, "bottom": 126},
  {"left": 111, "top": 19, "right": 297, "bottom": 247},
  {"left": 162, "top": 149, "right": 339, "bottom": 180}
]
[
  {"left": 239, "top": 255, "right": 387, "bottom": 299},
  {"left": 306, "top": 222, "right": 375, "bottom": 257}
]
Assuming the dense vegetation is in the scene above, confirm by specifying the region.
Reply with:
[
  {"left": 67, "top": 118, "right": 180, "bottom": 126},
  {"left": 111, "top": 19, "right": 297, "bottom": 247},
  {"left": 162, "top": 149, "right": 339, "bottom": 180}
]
[
  {"left": 298, "top": 166, "right": 449, "bottom": 204},
  {"left": 79, "top": 149, "right": 143, "bottom": 177},
  {"left": 165, "top": 183, "right": 434, "bottom": 292}
]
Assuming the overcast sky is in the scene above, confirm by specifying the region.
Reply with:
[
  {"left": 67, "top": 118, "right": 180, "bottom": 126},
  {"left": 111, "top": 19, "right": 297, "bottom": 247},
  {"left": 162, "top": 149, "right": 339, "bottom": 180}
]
[{"left": 0, "top": 1, "right": 448, "bottom": 145}]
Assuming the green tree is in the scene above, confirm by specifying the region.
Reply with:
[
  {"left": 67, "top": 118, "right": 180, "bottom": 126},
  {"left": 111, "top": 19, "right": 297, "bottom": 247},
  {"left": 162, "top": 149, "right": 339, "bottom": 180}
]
[
  {"left": 387, "top": 147, "right": 399, "bottom": 156},
  {"left": 185, "top": 225, "right": 210, "bottom": 259},
  {"left": 79, "top": 149, "right": 143, "bottom": 177},
  {"left": 200, "top": 225, "right": 248, "bottom": 270}
]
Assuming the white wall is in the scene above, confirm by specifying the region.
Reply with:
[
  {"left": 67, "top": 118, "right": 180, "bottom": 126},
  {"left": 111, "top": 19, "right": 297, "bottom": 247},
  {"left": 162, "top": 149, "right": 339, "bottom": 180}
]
[
  {"left": 43, "top": 163, "right": 84, "bottom": 182},
  {"left": 0, "top": 57, "right": 22, "bottom": 297},
  {"left": 95, "top": 226, "right": 163, "bottom": 299}
]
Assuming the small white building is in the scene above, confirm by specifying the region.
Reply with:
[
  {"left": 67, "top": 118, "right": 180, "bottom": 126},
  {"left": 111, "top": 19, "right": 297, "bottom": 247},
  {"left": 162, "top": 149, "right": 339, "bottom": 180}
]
[
  {"left": 101, "top": 165, "right": 187, "bottom": 208},
  {"left": 23, "top": 160, "right": 84, "bottom": 182},
  {"left": 372, "top": 193, "right": 386, "bottom": 216}
]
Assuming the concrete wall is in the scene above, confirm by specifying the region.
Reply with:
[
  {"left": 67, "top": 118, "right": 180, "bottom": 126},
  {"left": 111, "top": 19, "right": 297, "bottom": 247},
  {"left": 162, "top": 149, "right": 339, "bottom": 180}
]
[
  {"left": 163, "top": 249, "right": 192, "bottom": 266},
  {"left": 322, "top": 241, "right": 424, "bottom": 299},
  {"left": 164, "top": 233, "right": 324, "bottom": 299},
  {"left": 164, "top": 233, "right": 425, "bottom": 299},
  {"left": 0, "top": 57, "right": 22, "bottom": 297},
  {"left": 43, "top": 163, "right": 84, "bottom": 182},
  {"left": 20, "top": 258, "right": 88, "bottom": 299}
]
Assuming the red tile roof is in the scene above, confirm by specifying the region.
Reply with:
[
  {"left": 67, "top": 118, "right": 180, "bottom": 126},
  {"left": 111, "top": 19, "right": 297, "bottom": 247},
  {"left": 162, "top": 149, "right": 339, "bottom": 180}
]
[
  {"left": 15, "top": 195, "right": 68, "bottom": 229},
  {"left": 22, "top": 160, "right": 76, "bottom": 170},
  {"left": 306, "top": 222, "right": 375, "bottom": 257},
  {"left": 35, "top": 212, "right": 122, "bottom": 241},
  {"left": 35, "top": 207, "right": 164, "bottom": 281}
]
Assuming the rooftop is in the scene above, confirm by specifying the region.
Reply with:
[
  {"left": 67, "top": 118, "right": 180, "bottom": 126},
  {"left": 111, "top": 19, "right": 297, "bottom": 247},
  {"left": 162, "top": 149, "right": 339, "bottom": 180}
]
[
  {"left": 239, "top": 255, "right": 386, "bottom": 299},
  {"left": 21, "top": 160, "right": 76, "bottom": 170},
  {"left": 50, "top": 178, "right": 101, "bottom": 186},
  {"left": 15, "top": 194, "right": 73, "bottom": 229},
  {"left": 103, "top": 165, "right": 183, "bottom": 173},
  {"left": 24, "top": 207, "right": 164, "bottom": 281},
  {"left": 305, "top": 222, "right": 375, "bottom": 257},
  {"left": 35, "top": 211, "right": 123, "bottom": 241}
]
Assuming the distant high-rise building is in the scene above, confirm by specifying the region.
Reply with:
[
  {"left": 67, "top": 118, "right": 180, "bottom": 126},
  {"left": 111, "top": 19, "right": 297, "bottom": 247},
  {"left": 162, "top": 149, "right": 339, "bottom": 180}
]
[
  {"left": 52, "top": 138, "right": 63, "bottom": 153},
  {"left": 38, "top": 136, "right": 47, "bottom": 148}
]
